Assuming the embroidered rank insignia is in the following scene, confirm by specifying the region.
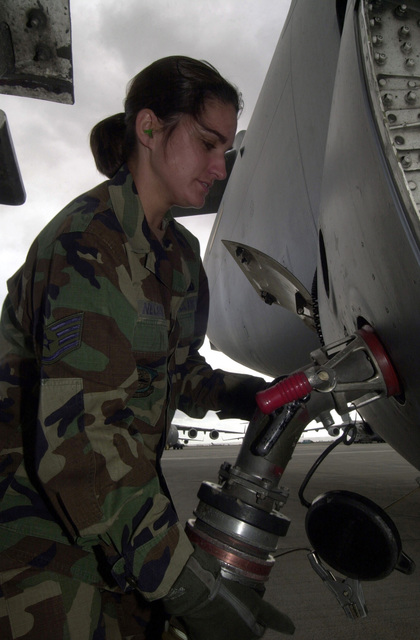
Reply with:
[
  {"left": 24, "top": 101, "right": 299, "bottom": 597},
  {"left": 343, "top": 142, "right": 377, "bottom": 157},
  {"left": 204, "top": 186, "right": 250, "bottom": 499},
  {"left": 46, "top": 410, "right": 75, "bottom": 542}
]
[{"left": 42, "top": 313, "right": 84, "bottom": 364}]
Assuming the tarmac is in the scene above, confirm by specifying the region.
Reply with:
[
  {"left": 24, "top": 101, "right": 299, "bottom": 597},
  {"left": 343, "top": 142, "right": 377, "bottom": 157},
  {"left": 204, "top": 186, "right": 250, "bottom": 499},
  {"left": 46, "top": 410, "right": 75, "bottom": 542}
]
[{"left": 162, "top": 441, "right": 420, "bottom": 640}]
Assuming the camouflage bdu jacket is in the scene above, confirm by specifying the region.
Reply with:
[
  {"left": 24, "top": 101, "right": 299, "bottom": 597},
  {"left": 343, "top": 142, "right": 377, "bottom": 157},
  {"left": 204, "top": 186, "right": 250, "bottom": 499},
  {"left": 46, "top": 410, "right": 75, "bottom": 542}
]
[{"left": 0, "top": 164, "right": 265, "bottom": 601}]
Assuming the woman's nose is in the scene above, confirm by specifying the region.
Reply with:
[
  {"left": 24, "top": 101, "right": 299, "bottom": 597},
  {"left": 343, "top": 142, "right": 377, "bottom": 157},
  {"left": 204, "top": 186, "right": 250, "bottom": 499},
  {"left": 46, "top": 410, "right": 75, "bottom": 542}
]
[{"left": 210, "top": 153, "right": 227, "bottom": 181}]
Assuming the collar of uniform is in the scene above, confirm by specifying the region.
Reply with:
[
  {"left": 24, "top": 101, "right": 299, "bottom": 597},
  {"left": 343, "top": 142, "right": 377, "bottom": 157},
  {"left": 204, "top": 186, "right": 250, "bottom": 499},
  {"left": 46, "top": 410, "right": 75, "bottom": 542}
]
[{"left": 108, "top": 164, "right": 174, "bottom": 254}]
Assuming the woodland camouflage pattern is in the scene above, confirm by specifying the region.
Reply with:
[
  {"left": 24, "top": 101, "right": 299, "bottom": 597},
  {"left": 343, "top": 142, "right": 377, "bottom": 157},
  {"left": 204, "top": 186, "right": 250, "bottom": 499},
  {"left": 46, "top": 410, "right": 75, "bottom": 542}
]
[{"left": 0, "top": 164, "right": 265, "bottom": 631}]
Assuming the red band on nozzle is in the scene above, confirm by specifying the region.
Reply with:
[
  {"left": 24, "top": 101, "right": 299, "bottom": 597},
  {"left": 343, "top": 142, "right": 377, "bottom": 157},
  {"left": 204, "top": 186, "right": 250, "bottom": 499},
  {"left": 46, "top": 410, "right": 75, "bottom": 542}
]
[{"left": 256, "top": 372, "right": 313, "bottom": 414}]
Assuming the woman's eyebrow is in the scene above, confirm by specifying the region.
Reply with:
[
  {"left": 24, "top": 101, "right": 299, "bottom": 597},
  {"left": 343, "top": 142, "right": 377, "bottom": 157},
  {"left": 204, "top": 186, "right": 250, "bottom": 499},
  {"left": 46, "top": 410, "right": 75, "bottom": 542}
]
[
  {"left": 205, "top": 127, "right": 227, "bottom": 144},
  {"left": 196, "top": 119, "right": 228, "bottom": 144}
]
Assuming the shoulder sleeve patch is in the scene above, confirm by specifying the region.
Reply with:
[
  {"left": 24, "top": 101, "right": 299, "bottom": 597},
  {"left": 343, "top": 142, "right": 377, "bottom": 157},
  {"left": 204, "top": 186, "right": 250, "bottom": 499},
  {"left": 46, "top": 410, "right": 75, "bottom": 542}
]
[{"left": 42, "top": 312, "right": 84, "bottom": 365}]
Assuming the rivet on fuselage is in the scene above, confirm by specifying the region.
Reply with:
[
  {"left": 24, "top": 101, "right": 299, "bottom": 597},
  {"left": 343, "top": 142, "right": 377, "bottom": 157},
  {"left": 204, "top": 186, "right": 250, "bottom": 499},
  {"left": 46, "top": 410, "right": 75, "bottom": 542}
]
[
  {"left": 405, "top": 91, "right": 417, "bottom": 104},
  {"left": 395, "top": 5, "right": 408, "bottom": 19},
  {"left": 370, "top": 17, "right": 382, "bottom": 28},
  {"left": 401, "top": 155, "right": 412, "bottom": 168},
  {"left": 401, "top": 41, "right": 413, "bottom": 54},
  {"left": 374, "top": 52, "right": 387, "bottom": 65}
]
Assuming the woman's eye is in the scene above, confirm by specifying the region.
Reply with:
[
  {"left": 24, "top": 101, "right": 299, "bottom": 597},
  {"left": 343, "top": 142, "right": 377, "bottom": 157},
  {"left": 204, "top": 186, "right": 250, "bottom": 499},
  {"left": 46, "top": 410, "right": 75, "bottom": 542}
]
[{"left": 203, "top": 140, "right": 215, "bottom": 151}]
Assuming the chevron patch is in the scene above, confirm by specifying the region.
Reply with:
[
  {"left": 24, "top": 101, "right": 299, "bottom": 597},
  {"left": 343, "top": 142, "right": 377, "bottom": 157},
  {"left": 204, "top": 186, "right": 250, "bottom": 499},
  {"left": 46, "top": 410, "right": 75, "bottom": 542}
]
[{"left": 42, "top": 313, "right": 84, "bottom": 365}]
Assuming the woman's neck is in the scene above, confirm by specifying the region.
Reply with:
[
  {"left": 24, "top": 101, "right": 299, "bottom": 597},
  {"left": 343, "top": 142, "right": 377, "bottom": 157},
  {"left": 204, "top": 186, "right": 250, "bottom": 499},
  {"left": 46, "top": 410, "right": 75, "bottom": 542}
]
[{"left": 127, "top": 157, "right": 169, "bottom": 237}]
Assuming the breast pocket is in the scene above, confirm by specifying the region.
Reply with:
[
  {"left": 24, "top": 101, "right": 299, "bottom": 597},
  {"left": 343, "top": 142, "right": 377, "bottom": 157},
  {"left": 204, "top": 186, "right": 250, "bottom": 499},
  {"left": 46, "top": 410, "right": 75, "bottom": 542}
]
[{"left": 132, "top": 316, "right": 169, "bottom": 353}]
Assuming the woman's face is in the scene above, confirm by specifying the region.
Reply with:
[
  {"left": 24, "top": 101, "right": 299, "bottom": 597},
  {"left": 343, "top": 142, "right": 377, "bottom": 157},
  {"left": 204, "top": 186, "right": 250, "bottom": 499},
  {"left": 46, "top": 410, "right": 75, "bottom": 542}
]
[{"left": 151, "top": 99, "right": 238, "bottom": 210}]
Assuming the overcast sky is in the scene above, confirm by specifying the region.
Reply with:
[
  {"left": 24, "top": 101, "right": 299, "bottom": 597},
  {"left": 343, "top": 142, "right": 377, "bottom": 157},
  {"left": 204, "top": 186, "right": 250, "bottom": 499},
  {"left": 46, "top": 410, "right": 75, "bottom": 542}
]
[{"left": 0, "top": 0, "right": 292, "bottom": 377}]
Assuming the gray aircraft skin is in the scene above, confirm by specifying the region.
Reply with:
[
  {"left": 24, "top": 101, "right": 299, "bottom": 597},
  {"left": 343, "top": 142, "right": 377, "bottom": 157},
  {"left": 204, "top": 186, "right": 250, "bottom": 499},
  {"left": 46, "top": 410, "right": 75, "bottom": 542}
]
[{"left": 202, "top": 0, "right": 420, "bottom": 472}]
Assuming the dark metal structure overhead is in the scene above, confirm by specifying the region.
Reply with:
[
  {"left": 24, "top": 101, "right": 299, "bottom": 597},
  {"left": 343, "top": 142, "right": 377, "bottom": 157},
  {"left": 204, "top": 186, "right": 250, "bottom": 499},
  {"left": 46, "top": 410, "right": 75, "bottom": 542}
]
[
  {"left": 0, "top": 110, "right": 26, "bottom": 205},
  {"left": 0, "top": 1, "right": 74, "bottom": 205},
  {"left": 0, "top": 0, "right": 73, "bottom": 104}
]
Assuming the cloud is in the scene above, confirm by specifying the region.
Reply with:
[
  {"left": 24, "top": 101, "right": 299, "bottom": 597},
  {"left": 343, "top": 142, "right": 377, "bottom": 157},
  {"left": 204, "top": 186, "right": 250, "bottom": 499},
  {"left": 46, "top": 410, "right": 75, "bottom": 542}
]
[{"left": 78, "top": 0, "right": 289, "bottom": 124}]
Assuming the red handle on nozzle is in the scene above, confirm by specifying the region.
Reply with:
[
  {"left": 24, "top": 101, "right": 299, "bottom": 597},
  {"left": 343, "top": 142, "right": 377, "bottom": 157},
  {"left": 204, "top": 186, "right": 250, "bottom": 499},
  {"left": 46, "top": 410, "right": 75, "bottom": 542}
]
[{"left": 256, "top": 371, "right": 313, "bottom": 414}]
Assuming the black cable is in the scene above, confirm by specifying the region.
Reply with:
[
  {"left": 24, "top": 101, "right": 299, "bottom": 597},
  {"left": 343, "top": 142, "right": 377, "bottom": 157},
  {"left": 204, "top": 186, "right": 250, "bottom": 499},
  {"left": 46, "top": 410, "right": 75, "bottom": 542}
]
[
  {"left": 273, "top": 547, "right": 312, "bottom": 559},
  {"left": 298, "top": 424, "right": 357, "bottom": 508}
]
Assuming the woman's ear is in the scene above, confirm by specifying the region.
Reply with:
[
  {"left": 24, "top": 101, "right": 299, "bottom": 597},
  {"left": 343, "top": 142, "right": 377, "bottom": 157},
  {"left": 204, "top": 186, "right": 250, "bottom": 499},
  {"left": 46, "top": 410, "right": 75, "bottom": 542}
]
[{"left": 135, "top": 109, "right": 159, "bottom": 147}]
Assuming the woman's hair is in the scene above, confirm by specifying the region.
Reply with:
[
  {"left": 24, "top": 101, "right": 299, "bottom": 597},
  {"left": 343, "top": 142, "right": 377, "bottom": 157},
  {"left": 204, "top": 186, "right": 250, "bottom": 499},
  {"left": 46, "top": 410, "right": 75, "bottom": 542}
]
[{"left": 90, "top": 56, "right": 242, "bottom": 178}]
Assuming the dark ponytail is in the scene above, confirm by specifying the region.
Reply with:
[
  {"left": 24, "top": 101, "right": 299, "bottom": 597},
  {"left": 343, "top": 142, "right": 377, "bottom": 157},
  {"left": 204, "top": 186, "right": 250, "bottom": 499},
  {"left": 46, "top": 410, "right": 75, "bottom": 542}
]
[
  {"left": 90, "top": 113, "right": 126, "bottom": 179},
  {"left": 90, "top": 56, "right": 242, "bottom": 178}
]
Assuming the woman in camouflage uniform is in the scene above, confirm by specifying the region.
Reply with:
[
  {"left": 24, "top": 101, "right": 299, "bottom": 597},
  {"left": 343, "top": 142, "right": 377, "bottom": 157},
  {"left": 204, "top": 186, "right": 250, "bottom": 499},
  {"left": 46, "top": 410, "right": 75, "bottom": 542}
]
[{"left": 0, "top": 56, "right": 294, "bottom": 639}]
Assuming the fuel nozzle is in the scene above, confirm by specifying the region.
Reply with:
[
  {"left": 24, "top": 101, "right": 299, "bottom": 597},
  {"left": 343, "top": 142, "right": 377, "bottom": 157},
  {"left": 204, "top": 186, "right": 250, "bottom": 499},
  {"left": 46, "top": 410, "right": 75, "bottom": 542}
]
[{"left": 256, "top": 326, "right": 401, "bottom": 415}]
